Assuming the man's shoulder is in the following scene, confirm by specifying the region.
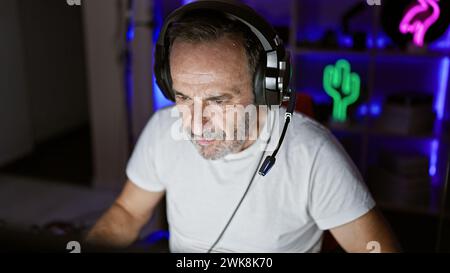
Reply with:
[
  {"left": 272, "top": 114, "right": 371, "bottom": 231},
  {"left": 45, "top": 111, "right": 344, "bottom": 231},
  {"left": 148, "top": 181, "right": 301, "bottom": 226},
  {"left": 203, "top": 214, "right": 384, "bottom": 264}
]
[
  {"left": 148, "top": 105, "right": 180, "bottom": 130},
  {"left": 137, "top": 105, "right": 180, "bottom": 143},
  {"left": 282, "top": 109, "right": 332, "bottom": 148},
  {"left": 152, "top": 105, "right": 178, "bottom": 121}
]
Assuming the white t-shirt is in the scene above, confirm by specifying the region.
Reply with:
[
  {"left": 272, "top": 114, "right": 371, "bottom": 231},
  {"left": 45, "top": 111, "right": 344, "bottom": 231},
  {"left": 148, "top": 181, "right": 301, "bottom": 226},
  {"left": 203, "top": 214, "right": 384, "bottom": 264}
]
[{"left": 126, "top": 106, "right": 375, "bottom": 253}]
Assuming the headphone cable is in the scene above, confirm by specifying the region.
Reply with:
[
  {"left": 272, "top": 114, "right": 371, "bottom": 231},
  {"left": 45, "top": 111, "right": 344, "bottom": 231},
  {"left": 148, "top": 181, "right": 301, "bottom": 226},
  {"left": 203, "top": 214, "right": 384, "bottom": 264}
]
[
  {"left": 207, "top": 91, "right": 296, "bottom": 253},
  {"left": 206, "top": 149, "right": 267, "bottom": 253}
]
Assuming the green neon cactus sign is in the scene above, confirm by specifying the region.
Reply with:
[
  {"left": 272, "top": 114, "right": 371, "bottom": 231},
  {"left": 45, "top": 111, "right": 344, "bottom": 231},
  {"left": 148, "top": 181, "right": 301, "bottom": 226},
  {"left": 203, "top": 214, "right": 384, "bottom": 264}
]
[{"left": 323, "top": 59, "right": 361, "bottom": 122}]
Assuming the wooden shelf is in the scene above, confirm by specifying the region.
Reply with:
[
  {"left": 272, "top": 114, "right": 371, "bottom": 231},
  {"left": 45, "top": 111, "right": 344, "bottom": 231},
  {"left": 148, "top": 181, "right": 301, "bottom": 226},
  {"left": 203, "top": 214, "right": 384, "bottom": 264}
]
[
  {"left": 291, "top": 46, "right": 450, "bottom": 59},
  {"left": 376, "top": 49, "right": 450, "bottom": 59},
  {"left": 329, "top": 123, "right": 450, "bottom": 143},
  {"left": 290, "top": 46, "right": 372, "bottom": 57},
  {"left": 328, "top": 123, "right": 365, "bottom": 135}
]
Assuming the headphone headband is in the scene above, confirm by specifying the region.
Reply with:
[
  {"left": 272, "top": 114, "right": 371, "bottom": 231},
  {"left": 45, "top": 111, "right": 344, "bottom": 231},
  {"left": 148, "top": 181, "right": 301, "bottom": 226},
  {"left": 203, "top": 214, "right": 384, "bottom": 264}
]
[{"left": 157, "top": 1, "right": 281, "bottom": 51}]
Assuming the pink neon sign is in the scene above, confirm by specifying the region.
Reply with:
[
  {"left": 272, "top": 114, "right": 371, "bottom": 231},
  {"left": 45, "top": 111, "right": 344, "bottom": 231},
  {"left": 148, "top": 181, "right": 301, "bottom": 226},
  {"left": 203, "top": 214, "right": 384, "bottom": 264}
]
[{"left": 399, "top": 0, "right": 440, "bottom": 47}]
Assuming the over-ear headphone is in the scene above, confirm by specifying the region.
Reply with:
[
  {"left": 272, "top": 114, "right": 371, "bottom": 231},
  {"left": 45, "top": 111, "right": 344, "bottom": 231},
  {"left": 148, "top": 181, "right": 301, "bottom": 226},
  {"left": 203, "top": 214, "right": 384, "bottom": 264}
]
[{"left": 154, "top": 0, "right": 292, "bottom": 107}]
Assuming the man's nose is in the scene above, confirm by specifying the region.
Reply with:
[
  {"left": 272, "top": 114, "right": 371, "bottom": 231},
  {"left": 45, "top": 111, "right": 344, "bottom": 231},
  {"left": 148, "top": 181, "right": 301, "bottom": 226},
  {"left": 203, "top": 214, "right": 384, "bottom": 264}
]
[
  {"left": 190, "top": 100, "right": 208, "bottom": 136},
  {"left": 191, "top": 117, "right": 209, "bottom": 137}
]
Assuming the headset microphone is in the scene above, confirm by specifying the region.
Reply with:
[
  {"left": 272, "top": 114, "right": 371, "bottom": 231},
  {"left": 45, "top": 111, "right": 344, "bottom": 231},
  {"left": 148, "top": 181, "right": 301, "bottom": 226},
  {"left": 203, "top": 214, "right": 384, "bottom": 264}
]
[{"left": 258, "top": 89, "right": 296, "bottom": 176}]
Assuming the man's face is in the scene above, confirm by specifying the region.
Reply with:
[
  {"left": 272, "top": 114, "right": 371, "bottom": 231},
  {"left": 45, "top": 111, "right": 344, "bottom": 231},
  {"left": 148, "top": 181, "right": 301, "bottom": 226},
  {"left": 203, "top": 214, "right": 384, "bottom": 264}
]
[{"left": 170, "top": 36, "right": 256, "bottom": 160}]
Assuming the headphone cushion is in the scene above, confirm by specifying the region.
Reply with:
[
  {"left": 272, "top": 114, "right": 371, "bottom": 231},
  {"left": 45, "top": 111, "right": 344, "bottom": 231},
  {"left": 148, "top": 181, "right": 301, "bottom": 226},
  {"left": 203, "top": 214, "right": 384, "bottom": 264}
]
[{"left": 253, "top": 60, "right": 265, "bottom": 106}]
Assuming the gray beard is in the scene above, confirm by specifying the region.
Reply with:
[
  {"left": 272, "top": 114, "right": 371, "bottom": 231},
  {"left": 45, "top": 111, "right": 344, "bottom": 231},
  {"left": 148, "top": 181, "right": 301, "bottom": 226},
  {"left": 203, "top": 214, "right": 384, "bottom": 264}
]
[{"left": 188, "top": 117, "right": 251, "bottom": 160}]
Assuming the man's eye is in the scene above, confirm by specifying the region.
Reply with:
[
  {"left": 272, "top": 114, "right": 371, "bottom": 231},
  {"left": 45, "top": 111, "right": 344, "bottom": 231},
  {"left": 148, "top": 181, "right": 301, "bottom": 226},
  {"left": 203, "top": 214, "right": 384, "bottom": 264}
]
[
  {"left": 176, "top": 95, "right": 190, "bottom": 102},
  {"left": 211, "top": 99, "right": 227, "bottom": 105}
]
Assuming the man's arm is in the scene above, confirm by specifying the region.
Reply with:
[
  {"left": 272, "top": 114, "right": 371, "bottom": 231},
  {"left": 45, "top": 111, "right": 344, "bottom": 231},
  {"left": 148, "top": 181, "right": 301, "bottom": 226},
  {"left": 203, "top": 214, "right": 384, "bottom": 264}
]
[
  {"left": 85, "top": 180, "right": 165, "bottom": 249},
  {"left": 329, "top": 207, "right": 401, "bottom": 253}
]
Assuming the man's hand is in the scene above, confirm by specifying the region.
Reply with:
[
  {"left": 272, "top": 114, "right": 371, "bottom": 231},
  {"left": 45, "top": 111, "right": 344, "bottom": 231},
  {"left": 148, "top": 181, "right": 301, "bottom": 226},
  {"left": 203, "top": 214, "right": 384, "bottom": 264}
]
[
  {"left": 329, "top": 207, "right": 401, "bottom": 253},
  {"left": 85, "top": 180, "right": 165, "bottom": 249}
]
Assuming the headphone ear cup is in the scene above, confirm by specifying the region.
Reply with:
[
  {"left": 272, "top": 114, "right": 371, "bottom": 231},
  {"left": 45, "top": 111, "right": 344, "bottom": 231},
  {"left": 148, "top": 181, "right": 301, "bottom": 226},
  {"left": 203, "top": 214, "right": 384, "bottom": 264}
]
[
  {"left": 283, "top": 50, "right": 292, "bottom": 96},
  {"left": 253, "top": 60, "right": 266, "bottom": 106}
]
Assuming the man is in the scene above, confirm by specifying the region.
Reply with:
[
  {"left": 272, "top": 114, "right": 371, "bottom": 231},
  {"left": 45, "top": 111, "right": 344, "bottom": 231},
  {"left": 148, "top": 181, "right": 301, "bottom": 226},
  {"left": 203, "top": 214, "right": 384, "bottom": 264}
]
[{"left": 86, "top": 4, "right": 400, "bottom": 253}]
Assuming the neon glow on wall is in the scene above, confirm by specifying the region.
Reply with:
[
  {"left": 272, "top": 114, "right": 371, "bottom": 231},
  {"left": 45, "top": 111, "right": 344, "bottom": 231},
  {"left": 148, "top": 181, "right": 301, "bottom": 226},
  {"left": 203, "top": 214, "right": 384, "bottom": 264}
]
[
  {"left": 429, "top": 57, "right": 449, "bottom": 178},
  {"left": 399, "top": 0, "right": 441, "bottom": 47},
  {"left": 323, "top": 59, "right": 361, "bottom": 122}
]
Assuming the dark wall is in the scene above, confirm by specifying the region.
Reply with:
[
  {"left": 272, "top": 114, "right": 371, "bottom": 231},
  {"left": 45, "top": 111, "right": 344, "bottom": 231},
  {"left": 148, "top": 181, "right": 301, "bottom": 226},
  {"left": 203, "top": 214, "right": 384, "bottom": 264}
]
[{"left": 17, "top": 0, "right": 89, "bottom": 143}]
